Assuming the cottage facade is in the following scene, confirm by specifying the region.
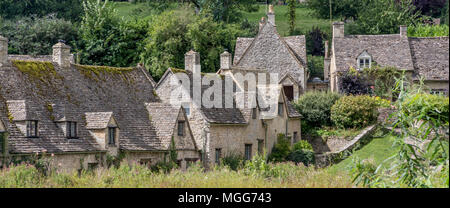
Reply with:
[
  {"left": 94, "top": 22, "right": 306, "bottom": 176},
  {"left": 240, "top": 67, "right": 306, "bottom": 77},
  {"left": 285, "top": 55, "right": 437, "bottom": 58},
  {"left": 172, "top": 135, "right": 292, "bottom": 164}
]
[
  {"left": 0, "top": 37, "right": 200, "bottom": 172},
  {"left": 327, "top": 22, "right": 449, "bottom": 95}
]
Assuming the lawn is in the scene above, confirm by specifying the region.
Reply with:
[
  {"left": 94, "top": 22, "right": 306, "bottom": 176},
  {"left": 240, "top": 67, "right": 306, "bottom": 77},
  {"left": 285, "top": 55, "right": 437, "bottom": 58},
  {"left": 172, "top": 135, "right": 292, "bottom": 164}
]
[{"left": 327, "top": 134, "right": 399, "bottom": 174}]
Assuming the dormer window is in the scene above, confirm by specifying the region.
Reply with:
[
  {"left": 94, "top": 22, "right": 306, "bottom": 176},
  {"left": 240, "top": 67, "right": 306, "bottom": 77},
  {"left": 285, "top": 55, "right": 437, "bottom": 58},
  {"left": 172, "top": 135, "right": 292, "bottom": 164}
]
[
  {"left": 278, "top": 103, "right": 284, "bottom": 116},
  {"left": 108, "top": 127, "right": 116, "bottom": 146},
  {"left": 66, "top": 121, "right": 77, "bottom": 139},
  {"left": 357, "top": 51, "right": 372, "bottom": 70},
  {"left": 178, "top": 121, "right": 185, "bottom": 136},
  {"left": 182, "top": 103, "right": 191, "bottom": 117},
  {"left": 26, "top": 120, "right": 38, "bottom": 138}
]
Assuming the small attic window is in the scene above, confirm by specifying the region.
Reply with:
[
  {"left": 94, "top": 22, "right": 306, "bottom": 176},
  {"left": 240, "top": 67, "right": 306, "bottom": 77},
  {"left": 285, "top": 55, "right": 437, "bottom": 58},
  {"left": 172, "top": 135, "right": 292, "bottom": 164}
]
[
  {"left": 108, "top": 127, "right": 117, "bottom": 145},
  {"left": 182, "top": 103, "right": 191, "bottom": 117},
  {"left": 26, "top": 120, "right": 38, "bottom": 138},
  {"left": 66, "top": 121, "right": 78, "bottom": 139},
  {"left": 357, "top": 51, "right": 372, "bottom": 70}
]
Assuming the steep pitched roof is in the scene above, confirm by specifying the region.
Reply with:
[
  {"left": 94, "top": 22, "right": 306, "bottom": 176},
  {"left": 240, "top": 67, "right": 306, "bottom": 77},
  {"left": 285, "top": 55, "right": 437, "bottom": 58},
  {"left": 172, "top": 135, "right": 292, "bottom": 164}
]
[
  {"left": 333, "top": 35, "right": 414, "bottom": 72},
  {"left": 145, "top": 103, "right": 181, "bottom": 149},
  {"left": 0, "top": 58, "right": 163, "bottom": 154},
  {"left": 233, "top": 22, "right": 307, "bottom": 85},
  {"left": 409, "top": 37, "right": 449, "bottom": 81},
  {"left": 85, "top": 112, "right": 114, "bottom": 129}
]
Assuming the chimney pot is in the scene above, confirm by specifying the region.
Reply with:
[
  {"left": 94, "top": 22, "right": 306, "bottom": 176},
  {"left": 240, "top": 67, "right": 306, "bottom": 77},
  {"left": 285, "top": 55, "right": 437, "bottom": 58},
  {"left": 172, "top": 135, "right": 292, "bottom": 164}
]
[
  {"left": 267, "top": 5, "right": 275, "bottom": 25},
  {"left": 400, "top": 25, "right": 407, "bottom": 38},
  {"left": 220, "top": 50, "right": 232, "bottom": 70},
  {"left": 52, "top": 42, "right": 72, "bottom": 68},
  {"left": 185, "top": 50, "right": 201, "bottom": 74},
  {"left": 332, "top": 22, "right": 345, "bottom": 38}
]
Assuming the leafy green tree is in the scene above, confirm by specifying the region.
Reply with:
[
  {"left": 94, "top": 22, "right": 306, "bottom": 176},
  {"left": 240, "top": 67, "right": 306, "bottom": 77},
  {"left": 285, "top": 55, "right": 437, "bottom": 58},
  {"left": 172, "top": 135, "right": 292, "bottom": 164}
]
[
  {"left": 287, "top": 0, "right": 296, "bottom": 35},
  {"left": 0, "top": 15, "right": 77, "bottom": 55},
  {"left": 78, "top": 0, "right": 148, "bottom": 67},
  {"left": 0, "top": 0, "right": 83, "bottom": 21},
  {"left": 294, "top": 91, "right": 341, "bottom": 128},
  {"left": 306, "top": 0, "right": 365, "bottom": 20},
  {"left": 352, "top": 0, "right": 422, "bottom": 35},
  {"left": 268, "top": 134, "right": 291, "bottom": 162}
]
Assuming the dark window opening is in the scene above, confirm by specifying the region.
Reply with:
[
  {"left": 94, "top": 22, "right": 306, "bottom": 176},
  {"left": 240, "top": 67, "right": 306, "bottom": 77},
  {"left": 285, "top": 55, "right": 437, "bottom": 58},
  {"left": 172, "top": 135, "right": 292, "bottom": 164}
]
[
  {"left": 26, "top": 120, "right": 38, "bottom": 138},
  {"left": 293, "top": 132, "right": 298, "bottom": 143},
  {"left": 283, "top": 86, "right": 294, "bottom": 101},
  {"left": 67, "top": 121, "right": 77, "bottom": 139},
  {"left": 245, "top": 144, "right": 252, "bottom": 160},
  {"left": 257, "top": 139, "right": 264, "bottom": 155},
  {"left": 178, "top": 121, "right": 185, "bottom": 136},
  {"left": 252, "top": 108, "right": 257, "bottom": 119},
  {"left": 278, "top": 103, "right": 284, "bottom": 116},
  {"left": 108, "top": 127, "right": 116, "bottom": 145},
  {"left": 215, "top": 148, "right": 222, "bottom": 165},
  {"left": 0, "top": 132, "right": 5, "bottom": 154}
]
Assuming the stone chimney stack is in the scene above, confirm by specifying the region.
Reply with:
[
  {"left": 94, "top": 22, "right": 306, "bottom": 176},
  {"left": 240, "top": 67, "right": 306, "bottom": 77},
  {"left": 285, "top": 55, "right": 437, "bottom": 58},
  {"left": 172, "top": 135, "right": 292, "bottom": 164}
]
[
  {"left": 400, "top": 25, "right": 408, "bottom": 38},
  {"left": 220, "top": 50, "right": 232, "bottom": 70},
  {"left": 332, "top": 22, "right": 345, "bottom": 38},
  {"left": 267, "top": 5, "right": 275, "bottom": 25},
  {"left": 0, "top": 35, "right": 8, "bottom": 65},
  {"left": 52, "top": 40, "right": 72, "bottom": 68},
  {"left": 185, "top": 50, "right": 201, "bottom": 74}
]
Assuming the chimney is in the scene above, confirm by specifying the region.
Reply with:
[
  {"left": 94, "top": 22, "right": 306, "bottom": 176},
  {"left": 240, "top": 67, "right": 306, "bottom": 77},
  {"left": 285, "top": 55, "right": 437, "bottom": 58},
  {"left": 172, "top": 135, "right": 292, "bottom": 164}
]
[
  {"left": 0, "top": 35, "right": 8, "bottom": 65},
  {"left": 220, "top": 50, "right": 232, "bottom": 70},
  {"left": 52, "top": 40, "right": 72, "bottom": 68},
  {"left": 267, "top": 5, "right": 275, "bottom": 25},
  {"left": 185, "top": 50, "right": 201, "bottom": 74},
  {"left": 400, "top": 25, "right": 407, "bottom": 38},
  {"left": 259, "top": 17, "right": 266, "bottom": 30},
  {"left": 332, "top": 22, "right": 345, "bottom": 38},
  {"left": 324, "top": 40, "right": 329, "bottom": 59}
]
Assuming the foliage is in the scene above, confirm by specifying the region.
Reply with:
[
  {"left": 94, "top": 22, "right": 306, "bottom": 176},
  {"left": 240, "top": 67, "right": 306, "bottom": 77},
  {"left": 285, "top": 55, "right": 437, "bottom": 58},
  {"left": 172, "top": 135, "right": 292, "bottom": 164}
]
[
  {"left": 337, "top": 70, "right": 372, "bottom": 95},
  {"left": 221, "top": 153, "right": 245, "bottom": 171},
  {"left": 200, "top": 0, "right": 259, "bottom": 23},
  {"left": 306, "top": 26, "right": 328, "bottom": 56},
  {"left": 287, "top": 0, "right": 296, "bottom": 35},
  {"left": 78, "top": 0, "right": 149, "bottom": 67},
  {"left": 402, "top": 93, "right": 449, "bottom": 125},
  {"left": 294, "top": 91, "right": 341, "bottom": 128},
  {"left": 315, "top": 127, "right": 362, "bottom": 141},
  {"left": 0, "top": 15, "right": 77, "bottom": 55},
  {"left": 293, "top": 140, "right": 313, "bottom": 152},
  {"left": 412, "top": 0, "right": 448, "bottom": 18},
  {"left": 0, "top": 0, "right": 83, "bottom": 21},
  {"left": 442, "top": 0, "right": 449, "bottom": 25},
  {"left": 362, "top": 66, "right": 402, "bottom": 99},
  {"left": 150, "top": 161, "right": 178, "bottom": 173},
  {"left": 307, "top": 55, "right": 324, "bottom": 78},
  {"left": 370, "top": 96, "right": 392, "bottom": 108},
  {"left": 306, "top": 0, "right": 365, "bottom": 20},
  {"left": 287, "top": 149, "right": 315, "bottom": 166},
  {"left": 331, "top": 95, "right": 378, "bottom": 129},
  {"left": 351, "top": 0, "right": 422, "bottom": 35},
  {"left": 407, "top": 24, "right": 449, "bottom": 37},
  {"left": 268, "top": 134, "right": 292, "bottom": 162},
  {"left": 350, "top": 157, "right": 381, "bottom": 187}
]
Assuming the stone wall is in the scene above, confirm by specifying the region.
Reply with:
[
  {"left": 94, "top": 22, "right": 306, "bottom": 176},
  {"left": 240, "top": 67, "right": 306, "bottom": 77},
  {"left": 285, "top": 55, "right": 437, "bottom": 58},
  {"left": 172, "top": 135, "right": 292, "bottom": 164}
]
[{"left": 315, "top": 125, "right": 377, "bottom": 167}]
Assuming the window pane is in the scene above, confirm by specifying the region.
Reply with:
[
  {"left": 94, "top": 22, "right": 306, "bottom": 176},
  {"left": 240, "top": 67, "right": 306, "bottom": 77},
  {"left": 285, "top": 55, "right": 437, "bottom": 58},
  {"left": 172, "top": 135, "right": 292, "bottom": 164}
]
[
  {"left": 252, "top": 108, "right": 257, "bottom": 119},
  {"left": 178, "top": 122, "right": 184, "bottom": 136},
  {"left": 278, "top": 103, "right": 283, "bottom": 116}
]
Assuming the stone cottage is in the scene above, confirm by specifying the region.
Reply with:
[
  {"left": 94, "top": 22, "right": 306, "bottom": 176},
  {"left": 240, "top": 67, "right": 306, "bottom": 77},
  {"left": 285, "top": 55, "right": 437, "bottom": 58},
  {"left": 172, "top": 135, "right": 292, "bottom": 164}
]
[
  {"left": 327, "top": 22, "right": 449, "bottom": 95},
  {"left": 233, "top": 5, "right": 309, "bottom": 101},
  {"left": 0, "top": 37, "right": 200, "bottom": 172},
  {"left": 155, "top": 50, "right": 302, "bottom": 168}
]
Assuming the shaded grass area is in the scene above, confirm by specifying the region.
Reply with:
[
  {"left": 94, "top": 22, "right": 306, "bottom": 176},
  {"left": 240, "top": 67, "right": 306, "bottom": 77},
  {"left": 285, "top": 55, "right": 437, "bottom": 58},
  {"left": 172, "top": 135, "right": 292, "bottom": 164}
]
[
  {"left": 242, "top": 5, "right": 332, "bottom": 36},
  {"left": 327, "top": 134, "right": 398, "bottom": 174}
]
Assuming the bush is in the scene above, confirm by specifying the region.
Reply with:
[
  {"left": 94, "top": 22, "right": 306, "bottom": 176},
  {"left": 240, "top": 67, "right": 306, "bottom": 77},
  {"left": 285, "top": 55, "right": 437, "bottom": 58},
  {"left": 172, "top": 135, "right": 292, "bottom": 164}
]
[
  {"left": 408, "top": 25, "right": 449, "bottom": 37},
  {"left": 287, "top": 149, "right": 315, "bottom": 166},
  {"left": 331, "top": 95, "right": 378, "bottom": 129},
  {"left": 268, "top": 134, "right": 291, "bottom": 162},
  {"left": 294, "top": 91, "right": 341, "bottom": 128},
  {"left": 292, "top": 140, "right": 313, "bottom": 151},
  {"left": 221, "top": 153, "right": 245, "bottom": 171},
  {"left": 402, "top": 93, "right": 449, "bottom": 124}
]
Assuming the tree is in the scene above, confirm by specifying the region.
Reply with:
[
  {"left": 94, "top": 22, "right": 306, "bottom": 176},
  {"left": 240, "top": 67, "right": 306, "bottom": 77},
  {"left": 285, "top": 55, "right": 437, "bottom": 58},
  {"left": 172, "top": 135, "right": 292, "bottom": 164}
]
[
  {"left": 306, "top": 0, "right": 365, "bottom": 20},
  {"left": 0, "top": 0, "right": 83, "bottom": 21},
  {"left": 306, "top": 26, "right": 328, "bottom": 56},
  {"left": 287, "top": 0, "right": 296, "bottom": 35},
  {"left": 78, "top": 0, "right": 148, "bottom": 67},
  {"left": 412, "top": 0, "right": 447, "bottom": 18}
]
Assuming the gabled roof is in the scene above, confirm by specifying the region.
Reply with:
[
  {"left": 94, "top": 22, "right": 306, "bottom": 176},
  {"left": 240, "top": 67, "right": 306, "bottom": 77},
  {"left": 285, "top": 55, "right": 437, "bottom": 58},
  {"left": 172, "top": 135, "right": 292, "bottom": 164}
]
[
  {"left": 233, "top": 21, "right": 307, "bottom": 85},
  {"left": 85, "top": 112, "right": 114, "bottom": 129},
  {"left": 146, "top": 103, "right": 181, "bottom": 149},
  {"left": 0, "top": 58, "right": 162, "bottom": 153},
  {"left": 333, "top": 34, "right": 414, "bottom": 72},
  {"left": 409, "top": 37, "right": 449, "bottom": 81}
]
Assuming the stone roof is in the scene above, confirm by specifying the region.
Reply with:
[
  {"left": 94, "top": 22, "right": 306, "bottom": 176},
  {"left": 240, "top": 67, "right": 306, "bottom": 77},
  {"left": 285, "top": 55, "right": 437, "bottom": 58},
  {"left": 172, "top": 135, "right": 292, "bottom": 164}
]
[
  {"left": 145, "top": 103, "right": 181, "bottom": 149},
  {"left": 333, "top": 34, "right": 414, "bottom": 72},
  {"left": 409, "top": 37, "right": 449, "bottom": 81},
  {"left": 286, "top": 101, "right": 301, "bottom": 118},
  {"left": 233, "top": 21, "right": 307, "bottom": 86},
  {"left": 0, "top": 58, "right": 165, "bottom": 154},
  {"left": 85, "top": 112, "right": 113, "bottom": 129}
]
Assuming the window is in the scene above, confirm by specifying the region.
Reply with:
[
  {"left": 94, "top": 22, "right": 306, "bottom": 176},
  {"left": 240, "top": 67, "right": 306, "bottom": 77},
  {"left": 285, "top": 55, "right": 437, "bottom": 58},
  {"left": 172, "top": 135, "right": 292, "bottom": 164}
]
[
  {"left": 108, "top": 127, "right": 116, "bottom": 145},
  {"left": 278, "top": 103, "right": 284, "bottom": 116},
  {"left": 66, "top": 122, "right": 77, "bottom": 139},
  {"left": 357, "top": 51, "right": 372, "bottom": 69},
  {"left": 245, "top": 144, "right": 252, "bottom": 160},
  {"left": 88, "top": 163, "right": 98, "bottom": 171},
  {"left": 430, "top": 89, "right": 447, "bottom": 95},
  {"left": 215, "top": 148, "right": 222, "bottom": 164},
  {"left": 178, "top": 121, "right": 185, "bottom": 136},
  {"left": 252, "top": 108, "right": 257, "bottom": 119},
  {"left": 183, "top": 103, "right": 191, "bottom": 117},
  {"left": 0, "top": 132, "right": 4, "bottom": 153},
  {"left": 293, "top": 132, "right": 298, "bottom": 143},
  {"left": 257, "top": 139, "right": 264, "bottom": 155},
  {"left": 140, "top": 159, "right": 152, "bottom": 168},
  {"left": 26, "top": 120, "right": 38, "bottom": 138},
  {"left": 283, "top": 86, "right": 294, "bottom": 101}
]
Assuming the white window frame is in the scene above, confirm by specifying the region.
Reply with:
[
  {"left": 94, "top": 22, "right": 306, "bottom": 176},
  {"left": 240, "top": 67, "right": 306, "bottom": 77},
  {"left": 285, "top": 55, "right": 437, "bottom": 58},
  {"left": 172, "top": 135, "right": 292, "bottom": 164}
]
[{"left": 357, "top": 51, "right": 372, "bottom": 70}]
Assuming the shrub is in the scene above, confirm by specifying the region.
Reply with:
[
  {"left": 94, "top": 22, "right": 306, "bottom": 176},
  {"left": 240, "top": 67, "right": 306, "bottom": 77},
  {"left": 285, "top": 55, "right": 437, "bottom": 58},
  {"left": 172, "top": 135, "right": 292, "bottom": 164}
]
[
  {"left": 287, "top": 149, "right": 315, "bottom": 166},
  {"left": 402, "top": 93, "right": 449, "bottom": 124},
  {"left": 294, "top": 91, "right": 341, "bottom": 128},
  {"left": 293, "top": 140, "right": 313, "bottom": 152},
  {"left": 221, "top": 153, "right": 245, "bottom": 171},
  {"left": 150, "top": 161, "right": 178, "bottom": 173},
  {"left": 331, "top": 95, "right": 378, "bottom": 129},
  {"left": 268, "top": 134, "right": 291, "bottom": 162},
  {"left": 408, "top": 24, "right": 449, "bottom": 37}
]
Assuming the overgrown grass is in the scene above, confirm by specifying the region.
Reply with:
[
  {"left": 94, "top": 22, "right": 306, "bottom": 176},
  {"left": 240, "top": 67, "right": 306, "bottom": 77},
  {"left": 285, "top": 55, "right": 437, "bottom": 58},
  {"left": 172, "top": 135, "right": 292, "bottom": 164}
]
[{"left": 327, "top": 134, "right": 398, "bottom": 174}]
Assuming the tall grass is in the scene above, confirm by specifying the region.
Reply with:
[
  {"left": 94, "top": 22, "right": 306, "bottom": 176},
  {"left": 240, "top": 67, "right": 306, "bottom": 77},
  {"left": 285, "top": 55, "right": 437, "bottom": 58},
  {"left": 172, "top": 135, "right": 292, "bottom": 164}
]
[{"left": 0, "top": 161, "right": 354, "bottom": 188}]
